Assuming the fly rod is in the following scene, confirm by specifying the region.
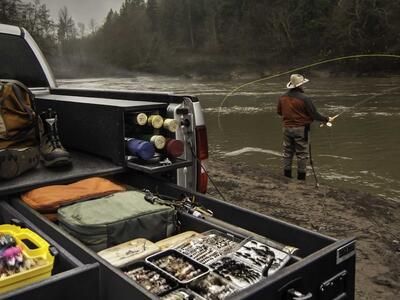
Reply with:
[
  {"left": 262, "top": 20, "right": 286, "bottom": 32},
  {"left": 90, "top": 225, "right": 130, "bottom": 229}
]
[{"left": 321, "top": 85, "right": 400, "bottom": 127}]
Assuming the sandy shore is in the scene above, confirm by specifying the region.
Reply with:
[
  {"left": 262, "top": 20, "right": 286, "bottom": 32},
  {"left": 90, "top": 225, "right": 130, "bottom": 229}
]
[{"left": 206, "top": 157, "right": 400, "bottom": 300}]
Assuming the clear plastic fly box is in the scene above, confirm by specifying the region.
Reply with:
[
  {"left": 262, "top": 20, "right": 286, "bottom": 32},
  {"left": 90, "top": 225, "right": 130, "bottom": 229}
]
[{"left": 0, "top": 224, "right": 55, "bottom": 294}]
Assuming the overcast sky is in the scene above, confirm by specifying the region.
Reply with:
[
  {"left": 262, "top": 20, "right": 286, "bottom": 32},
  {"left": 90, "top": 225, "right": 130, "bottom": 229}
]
[{"left": 37, "top": 0, "right": 124, "bottom": 28}]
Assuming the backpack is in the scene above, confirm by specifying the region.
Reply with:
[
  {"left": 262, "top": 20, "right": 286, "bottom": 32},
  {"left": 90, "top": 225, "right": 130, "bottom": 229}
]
[{"left": 0, "top": 80, "right": 38, "bottom": 149}]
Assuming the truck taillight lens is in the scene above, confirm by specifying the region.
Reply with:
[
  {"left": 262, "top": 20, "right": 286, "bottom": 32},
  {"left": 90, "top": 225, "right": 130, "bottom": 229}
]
[{"left": 196, "top": 125, "right": 208, "bottom": 193}]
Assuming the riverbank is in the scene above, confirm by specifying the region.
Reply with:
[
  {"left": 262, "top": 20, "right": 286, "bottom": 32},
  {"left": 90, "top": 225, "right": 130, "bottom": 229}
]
[{"left": 206, "top": 157, "right": 400, "bottom": 300}]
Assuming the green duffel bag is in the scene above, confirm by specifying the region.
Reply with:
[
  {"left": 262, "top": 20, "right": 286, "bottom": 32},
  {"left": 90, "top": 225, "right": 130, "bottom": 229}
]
[{"left": 57, "top": 190, "right": 177, "bottom": 252}]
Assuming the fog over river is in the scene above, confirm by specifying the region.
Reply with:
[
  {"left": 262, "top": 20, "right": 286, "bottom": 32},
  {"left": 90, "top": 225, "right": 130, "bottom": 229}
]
[{"left": 58, "top": 76, "right": 400, "bottom": 201}]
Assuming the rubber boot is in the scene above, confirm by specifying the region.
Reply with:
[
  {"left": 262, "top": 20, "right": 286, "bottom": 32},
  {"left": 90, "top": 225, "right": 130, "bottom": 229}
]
[
  {"left": 39, "top": 109, "right": 71, "bottom": 167},
  {"left": 0, "top": 147, "right": 40, "bottom": 180},
  {"left": 284, "top": 169, "right": 292, "bottom": 178},
  {"left": 297, "top": 172, "right": 306, "bottom": 181}
]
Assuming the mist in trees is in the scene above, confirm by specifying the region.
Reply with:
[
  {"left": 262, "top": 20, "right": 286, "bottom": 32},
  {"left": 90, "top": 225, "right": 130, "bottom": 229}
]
[{"left": 1, "top": 0, "right": 399, "bottom": 77}]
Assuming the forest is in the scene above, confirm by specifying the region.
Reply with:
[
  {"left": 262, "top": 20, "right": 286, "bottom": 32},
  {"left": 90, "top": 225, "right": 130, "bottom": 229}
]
[{"left": 1, "top": 0, "right": 400, "bottom": 78}]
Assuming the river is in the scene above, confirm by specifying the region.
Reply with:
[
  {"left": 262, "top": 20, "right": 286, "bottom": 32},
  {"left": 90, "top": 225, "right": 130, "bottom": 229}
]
[{"left": 58, "top": 75, "right": 400, "bottom": 201}]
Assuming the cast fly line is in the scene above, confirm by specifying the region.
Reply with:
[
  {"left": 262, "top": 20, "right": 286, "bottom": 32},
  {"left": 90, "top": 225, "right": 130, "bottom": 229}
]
[{"left": 217, "top": 54, "right": 400, "bottom": 131}]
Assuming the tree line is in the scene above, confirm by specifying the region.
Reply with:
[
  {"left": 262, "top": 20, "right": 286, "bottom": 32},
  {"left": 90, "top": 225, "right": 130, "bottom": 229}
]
[{"left": 1, "top": 0, "right": 400, "bottom": 77}]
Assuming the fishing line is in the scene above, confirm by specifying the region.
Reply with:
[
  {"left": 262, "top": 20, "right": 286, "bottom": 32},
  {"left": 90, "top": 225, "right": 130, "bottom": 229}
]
[
  {"left": 332, "top": 85, "right": 400, "bottom": 119},
  {"left": 217, "top": 54, "right": 400, "bottom": 131}
]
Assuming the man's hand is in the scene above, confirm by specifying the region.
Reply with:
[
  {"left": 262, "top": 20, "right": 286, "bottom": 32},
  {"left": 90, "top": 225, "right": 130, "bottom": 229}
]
[{"left": 328, "top": 116, "right": 335, "bottom": 122}]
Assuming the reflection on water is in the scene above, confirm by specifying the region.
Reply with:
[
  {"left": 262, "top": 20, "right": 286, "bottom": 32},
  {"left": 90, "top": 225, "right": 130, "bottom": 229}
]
[{"left": 58, "top": 76, "right": 400, "bottom": 201}]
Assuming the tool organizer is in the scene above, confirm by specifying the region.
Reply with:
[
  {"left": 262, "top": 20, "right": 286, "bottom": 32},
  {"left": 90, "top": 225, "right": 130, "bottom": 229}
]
[{"left": 121, "top": 229, "right": 291, "bottom": 299}]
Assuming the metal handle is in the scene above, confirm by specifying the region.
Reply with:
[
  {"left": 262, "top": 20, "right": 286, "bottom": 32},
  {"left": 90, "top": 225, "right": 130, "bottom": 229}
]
[{"left": 288, "top": 288, "right": 313, "bottom": 300}]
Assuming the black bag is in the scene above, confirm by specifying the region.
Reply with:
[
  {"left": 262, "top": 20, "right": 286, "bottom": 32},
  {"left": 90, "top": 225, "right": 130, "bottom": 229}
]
[{"left": 57, "top": 191, "right": 177, "bottom": 252}]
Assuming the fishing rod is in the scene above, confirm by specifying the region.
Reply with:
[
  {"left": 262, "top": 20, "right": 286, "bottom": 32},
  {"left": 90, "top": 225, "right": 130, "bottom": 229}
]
[
  {"left": 216, "top": 54, "right": 400, "bottom": 188},
  {"left": 217, "top": 53, "right": 400, "bottom": 131},
  {"left": 321, "top": 85, "right": 400, "bottom": 128}
]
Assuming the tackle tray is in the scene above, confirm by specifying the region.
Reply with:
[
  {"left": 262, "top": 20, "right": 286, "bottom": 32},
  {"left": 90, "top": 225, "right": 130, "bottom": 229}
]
[
  {"left": 208, "top": 254, "right": 263, "bottom": 289},
  {"left": 196, "top": 229, "right": 243, "bottom": 252},
  {"left": 121, "top": 261, "right": 178, "bottom": 297},
  {"left": 161, "top": 288, "right": 205, "bottom": 300},
  {"left": 233, "top": 239, "right": 291, "bottom": 276},
  {"left": 0, "top": 224, "right": 55, "bottom": 294},
  {"left": 189, "top": 272, "right": 238, "bottom": 300},
  {"left": 97, "top": 238, "right": 160, "bottom": 268},
  {"left": 174, "top": 229, "right": 244, "bottom": 265},
  {"left": 156, "top": 231, "right": 201, "bottom": 251},
  {"left": 146, "top": 249, "right": 210, "bottom": 285}
]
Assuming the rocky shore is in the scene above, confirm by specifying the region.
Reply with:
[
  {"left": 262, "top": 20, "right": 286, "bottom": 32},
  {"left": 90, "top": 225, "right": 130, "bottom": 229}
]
[{"left": 206, "top": 157, "right": 400, "bottom": 300}]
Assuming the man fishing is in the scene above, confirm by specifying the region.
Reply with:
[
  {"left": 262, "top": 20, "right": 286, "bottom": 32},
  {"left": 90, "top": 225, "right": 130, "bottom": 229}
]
[{"left": 277, "top": 74, "right": 333, "bottom": 180}]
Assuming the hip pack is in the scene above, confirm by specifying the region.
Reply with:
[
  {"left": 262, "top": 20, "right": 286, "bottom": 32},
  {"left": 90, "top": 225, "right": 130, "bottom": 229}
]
[{"left": 0, "top": 80, "right": 38, "bottom": 149}]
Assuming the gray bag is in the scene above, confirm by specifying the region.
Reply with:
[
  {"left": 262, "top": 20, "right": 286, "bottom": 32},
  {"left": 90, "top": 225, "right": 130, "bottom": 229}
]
[{"left": 57, "top": 190, "right": 176, "bottom": 252}]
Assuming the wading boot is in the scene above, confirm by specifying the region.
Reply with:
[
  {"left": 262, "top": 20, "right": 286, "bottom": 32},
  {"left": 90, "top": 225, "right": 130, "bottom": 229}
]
[
  {"left": 39, "top": 109, "right": 71, "bottom": 167},
  {"left": 284, "top": 169, "right": 292, "bottom": 178},
  {"left": 297, "top": 172, "right": 306, "bottom": 181},
  {"left": 0, "top": 147, "right": 39, "bottom": 180}
]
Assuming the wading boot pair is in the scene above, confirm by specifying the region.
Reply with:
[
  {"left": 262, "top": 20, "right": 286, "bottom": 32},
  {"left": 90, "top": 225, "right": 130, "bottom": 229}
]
[
  {"left": 297, "top": 172, "right": 306, "bottom": 181},
  {"left": 39, "top": 109, "right": 71, "bottom": 167},
  {"left": 284, "top": 169, "right": 306, "bottom": 180},
  {"left": 284, "top": 169, "right": 292, "bottom": 178}
]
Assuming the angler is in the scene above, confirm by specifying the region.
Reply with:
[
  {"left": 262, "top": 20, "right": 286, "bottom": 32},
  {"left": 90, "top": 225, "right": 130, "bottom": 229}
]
[{"left": 277, "top": 74, "right": 334, "bottom": 181}]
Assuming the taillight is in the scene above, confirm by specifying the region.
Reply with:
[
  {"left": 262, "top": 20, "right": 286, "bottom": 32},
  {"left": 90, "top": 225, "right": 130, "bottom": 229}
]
[{"left": 195, "top": 125, "right": 208, "bottom": 193}]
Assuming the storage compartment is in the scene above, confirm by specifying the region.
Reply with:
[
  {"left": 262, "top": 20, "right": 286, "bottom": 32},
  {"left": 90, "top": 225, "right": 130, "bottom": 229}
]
[
  {"left": 122, "top": 261, "right": 178, "bottom": 296},
  {"left": 0, "top": 201, "right": 100, "bottom": 299},
  {"left": 0, "top": 224, "right": 55, "bottom": 294},
  {"left": 34, "top": 94, "right": 193, "bottom": 175},
  {"left": 6, "top": 169, "right": 355, "bottom": 299},
  {"left": 146, "top": 249, "right": 210, "bottom": 284}
]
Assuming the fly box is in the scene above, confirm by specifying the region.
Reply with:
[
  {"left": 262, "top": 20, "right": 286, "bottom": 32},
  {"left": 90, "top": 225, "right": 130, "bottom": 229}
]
[
  {"left": 189, "top": 272, "right": 237, "bottom": 299},
  {"left": 146, "top": 249, "right": 209, "bottom": 285},
  {"left": 175, "top": 229, "right": 244, "bottom": 265},
  {"left": 156, "top": 231, "right": 200, "bottom": 250},
  {"left": 233, "top": 239, "right": 291, "bottom": 276},
  {"left": 0, "top": 224, "right": 55, "bottom": 294},
  {"left": 122, "top": 261, "right": 178, "bottom": 297},
  {"left": 209, "top": 254, "right": 263, "bottom": 289},
  {"left": 97, "top": 238, "right": 160, "bottom": 268},
  {"left": 161, "top": 288, "right": 204, "bottom": 300}
]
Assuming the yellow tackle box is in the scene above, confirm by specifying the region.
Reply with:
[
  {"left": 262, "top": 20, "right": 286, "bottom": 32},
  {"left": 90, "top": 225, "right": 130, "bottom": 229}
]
[{"left": 0, "top": 224, "right": 55, "bottom": 294}]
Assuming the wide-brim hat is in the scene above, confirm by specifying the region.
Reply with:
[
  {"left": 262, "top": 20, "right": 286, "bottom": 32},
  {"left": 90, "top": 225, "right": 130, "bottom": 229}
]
[{"left": 286, "top": 74, "right": 309, "bottom": 89}]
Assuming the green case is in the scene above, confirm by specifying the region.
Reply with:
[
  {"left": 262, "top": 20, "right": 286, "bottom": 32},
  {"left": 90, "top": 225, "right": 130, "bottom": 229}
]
[{"left": 57, "top": 190, "right": 176, "bottom": 252}]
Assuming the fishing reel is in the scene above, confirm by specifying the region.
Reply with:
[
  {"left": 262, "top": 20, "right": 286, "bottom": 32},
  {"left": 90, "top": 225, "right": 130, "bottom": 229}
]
[{"left": 320, "top": 114, "right": 339, "bottom": 128}]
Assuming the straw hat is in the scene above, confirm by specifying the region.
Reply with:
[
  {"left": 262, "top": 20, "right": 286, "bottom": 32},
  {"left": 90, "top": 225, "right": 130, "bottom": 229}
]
[{"left": 286, "top": 74, "right": 309, "bottom": 89}]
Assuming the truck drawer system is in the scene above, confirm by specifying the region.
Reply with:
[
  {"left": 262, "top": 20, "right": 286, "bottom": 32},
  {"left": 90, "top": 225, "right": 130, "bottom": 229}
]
[{"left": 0, "top": 92, "right": 355, "bottom": 299}]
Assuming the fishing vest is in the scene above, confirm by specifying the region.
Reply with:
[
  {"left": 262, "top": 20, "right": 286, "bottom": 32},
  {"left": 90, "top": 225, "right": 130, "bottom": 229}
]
[{"left": 278, "top": 91, "right": 313, "bottom": 127}]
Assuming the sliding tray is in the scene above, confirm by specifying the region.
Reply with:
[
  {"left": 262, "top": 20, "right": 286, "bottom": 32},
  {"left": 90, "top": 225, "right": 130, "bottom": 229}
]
[{"left": 126, "top": 157, "right": 191, "bottom": 174}]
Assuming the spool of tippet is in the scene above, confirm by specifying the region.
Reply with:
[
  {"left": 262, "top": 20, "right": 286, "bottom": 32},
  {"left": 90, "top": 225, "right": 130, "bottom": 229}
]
[
  {"left": 150, "top": 135, "right": 166, "bottom": 150},
  {"left": 165, "top": 138, "right": 184, "bottom": 158},
  {"left": 126, "top": 138, "right": 155, "bottom": 160},
  {"left": 133, "top": 113, "right": 148, "bottom": 126},
  {"left": 163, "top": 118, "right": 178, "bottom": 133},
  {"left": 147, "top": 115, "right": 163, "bottom": 129}
]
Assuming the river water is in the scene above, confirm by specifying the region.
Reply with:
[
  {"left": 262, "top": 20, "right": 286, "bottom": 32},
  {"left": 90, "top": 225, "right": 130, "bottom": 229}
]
[{"left": 58, "top": 76, "right": 400, "bottom": 201}]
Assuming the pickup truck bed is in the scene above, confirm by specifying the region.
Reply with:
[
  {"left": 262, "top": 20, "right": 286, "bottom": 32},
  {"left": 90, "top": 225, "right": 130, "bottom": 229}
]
[{"left": 0, "top": 92, "right": 355, "bottom": 300}]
